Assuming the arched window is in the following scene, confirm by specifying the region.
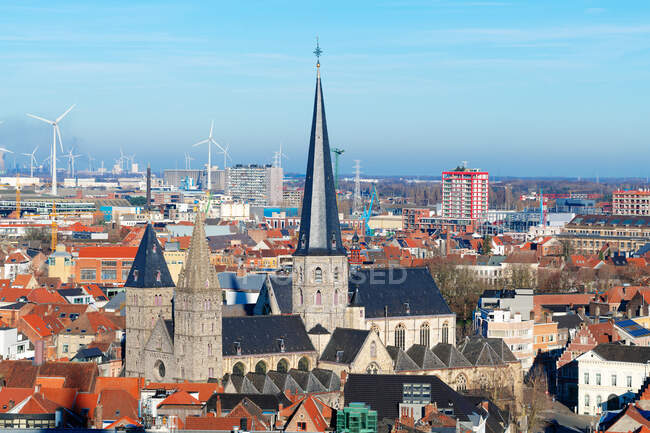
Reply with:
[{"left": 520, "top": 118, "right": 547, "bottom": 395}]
[
  {"left": 298, "top": 356, "right": 310, "bottom": 372},
  {"left": 370, "top": 341, "right": 377, "bottom": 359},
  {"left": 366, "top": 362, "right": 379, "bottom": 374},
  {"left": 596, "top": 395, "right": 602, "bottom": 411},
  {"left": 334, "top": 267, "right": 339, "bottom": 281},
  {"left": 299, "top": 289, "right": 304, "bottom": 306},
  {"left": 233, "top": 362, "right": 245, "bottom": 376},
  {"left": 395, "top": 324, "right": 406, "bottom": 350},
  {"left": 585, "top": 394, "right": 590, "bottom": 408},
  {"left": 442, "top": 322, "right": 449, "bottom": 344},
  {"left": 255, "top": 360, "right": 267, "bottom": 374},
  {"left": 315, "top": 267, "right": 322, "bottom": 283},
  {"left": 315, "top": 290, "right": 322, "bottom": 306},
  {"left": 479, "top": 374, "right": 489, "bottom": 390},
  {"left": 420, "top": 323, "right": 430, "bottom": 347},
  {"left": 208, "top": 343, "right": 212, "bottom": 356},
  {"left": 277, "top": 358, "right": 289, "bottom": 373},
  {"left": 334, "top": 290, "right": 339, "bottom": 305},
  {"left": 456, "top": 374, "right": 467, "bottom": 392}
]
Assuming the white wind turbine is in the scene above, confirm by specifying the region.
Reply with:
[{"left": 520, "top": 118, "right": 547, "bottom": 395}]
[
  {"left": 192, "top": 121, "right": 220, "bottom": 190},
  {"left": 64, "top": 148, "right": 82, "bottom": 178},
  {"left": 87, "top": 154, "right": 95, "bottom": 172},
  {"left": 21, "top": 146, "right": 38, "bottom": 178},
  {"left": 184, "top": 152, "right": 194, "bottom": 170},
  {"left": 26, "top": 104, "right": 75, "bottom": 195}
]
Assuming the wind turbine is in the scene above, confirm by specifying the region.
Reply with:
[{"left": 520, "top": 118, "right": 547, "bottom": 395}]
[
  {"left": 192, "top": 121, "right": 219, "bottom": 190},
  {"left": 184, "top": 152, "right": 194, "bottom": 170},
  {"left": 26, "top": 104, "right": 75, "bottom": 195},
  {"left": 87, "top": 154, "right": 95, "bottom": 172},
  {"left": 219, "top": 142, "right": 232, "bottom": 170},
  {"left": 64, "top": 148, "right": 82, "bottom": 177},
  {"left": 21, "top": 146, "right": 38, "bottom": 178},
  {"left": 273, "top": 142, "right": 289, "bottom": 168}
]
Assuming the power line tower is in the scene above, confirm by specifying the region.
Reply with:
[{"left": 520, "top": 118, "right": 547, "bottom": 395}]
[
  {"left": 50, "top": 201, "right": 57, "bottom": 251},
  {"left": 353, "top": 160, "right": 361, "bottom": 216},
  {"left": 331, "top": 148, "right": 344, "bottom": 190}
]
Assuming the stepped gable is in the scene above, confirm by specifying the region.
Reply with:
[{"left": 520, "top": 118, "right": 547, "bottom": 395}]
[
  {"left": 177, "top": 214, "right": 220, "bottom": 293},
  {"left": 124, "top": 223, "right": 174, "bottom": 288},
  {"left": 405, "top": 344, "right": 446, "bottom": 370},
  {"left": 293, "top": 59, "right": 345, "bottom": 257},
  {"left": 386, "top": 346, "right": 421, "bottom": 372},
  {"left": 431, "top": 343, "right": 473, "bottom": 368}
]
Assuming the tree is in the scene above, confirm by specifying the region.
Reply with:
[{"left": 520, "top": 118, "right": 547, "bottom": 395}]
[
  {"left": 508, "top": 264, "right": 536, "bottom": 289},
  {"left": 127, "top": 196, "right": 147, "bottom": 206},
  {"left": 482, "top": 235, "right": 492, "bottom": 255},
  {"left": 521, "top": 365, "right": 550, "bottom": 433}
]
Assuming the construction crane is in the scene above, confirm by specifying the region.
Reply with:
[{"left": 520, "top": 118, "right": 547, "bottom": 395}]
[
  {"left": 51, "top": 201, "right": 57, "bottom": 251},
  {"left": 362, "top": 184, "right": 377, "bottom": 236},
  {"left": 331, "top": 148, "right": 344, "bottom": 190}
]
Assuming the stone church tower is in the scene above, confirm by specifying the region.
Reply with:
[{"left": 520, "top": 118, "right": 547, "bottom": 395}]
[
  {"left": 292, "top": 58, "right": 349, "bottom": 333},
  {"left": 173, "top": 214, "right": 223, "bottom": 381},
  {"left": 125, "top": 224, "right": 175, "bottom": 377}
]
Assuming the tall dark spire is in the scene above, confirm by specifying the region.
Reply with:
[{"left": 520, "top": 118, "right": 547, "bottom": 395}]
[
  {"left": 124, "top": 224, "right": 174, "bottom": 288},
  {"left": 294, "top": 47, "right": 345, "bottom": 257}
]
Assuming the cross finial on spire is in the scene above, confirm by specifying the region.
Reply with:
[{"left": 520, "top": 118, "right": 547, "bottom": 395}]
[{"left": 313, "top": 37, "right": 322, "bottom": 68}]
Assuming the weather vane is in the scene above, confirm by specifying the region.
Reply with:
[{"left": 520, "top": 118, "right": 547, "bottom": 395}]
[{"left": 313, "top": 37, "right": 322, "bottom": 66}]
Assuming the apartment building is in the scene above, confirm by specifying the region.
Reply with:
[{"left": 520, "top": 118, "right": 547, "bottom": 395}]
[
  {"left": 474, "top": 309, "right": 534, "bottom": 370},
  {"left": 613, "top": 190, "right": 650, "bottom": 216},
  {"left": 559, "top": 214, "right": 650, "bottom": 256},
  {"left": 74, "top": 246, "right": 137, "bottom": 286},
  {"left": 227, "top": 164, "right": 283, "bottom": 206},
  {"left": 442, "top": 167, "right": 489, "bottom": 220}
]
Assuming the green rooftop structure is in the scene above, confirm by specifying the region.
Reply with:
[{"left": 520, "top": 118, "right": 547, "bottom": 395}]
[{"left": 336, "top": 402, "right": 378, "bottom": 433}]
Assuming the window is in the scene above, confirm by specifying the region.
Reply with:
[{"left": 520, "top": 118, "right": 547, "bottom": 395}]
[
  {"left": 370, "top": 341, "right": 377, "bottom": 359},
  {"left": 62, "top": 344, "right": 68, "bottom": 353},
  {"left": 420, "top": 323, "right": 430, "bottom": 347},
  {"left": 255, "top": 360, "right": 267, "bottom": 374},
  {"left": 596, "top": 373, "right": 601, "bottom": 386},
  {"left": 585, "top": 394, "right": 590, "bottom": 407},
  {"left": 627, "top": 376, "right": 633, "bottom": 388},
  {"left": 334, "top": 290, "right": 339, "bottom": 305},
  {"left": 277, "top": 358, "right": 289, "bottom": 373},
  {"left": 208, "top": 343, "right": 212, "bottom": 356},
  {"left": 442, "top": 322, "right": 449, "bottom": 344},
  {"left": 80, "top": 269, "right": 96, "bottom": 281},
  {"left": 299, "top": 290, "right": 303, "bottom": 306},
  {"left": 102, "top": 260, "right": 117, "bottom": 268},
  {"left": 334, "top": 267, "right": 339, "bottom": 281},
  {"left": 584, "top": 372, "right": 589, "bottom": 385},
  {"left": 315, "top": 290, "right": 322, "bottom": 306},
  {"left": 395, "top": 324, "right": 406, "bottom": 350},
  {"left": 156, "top": 270, "right": 161, "bottom": 283},
  {"left": 208, "top": 367, "right": 214, "bottom": 377},
  {"left": 314, "top": 267, "right": 322, "bottom": 283},
  {"left": 596, "top": 395, "right": 602, "bottom": 409},
  {"left": 612, "top": 374, "right": 617, "bottom": 387},
  {"left": 298, "top": 356, "right": 310, "bottom": 372},
  {"left": 100, "top": 269, "right": 117, "bottom": 280},
  {"left": 456, "top": 374, "right": 467, "bottom": 392},
  {"left": 402, "top": 383, "right": 431, "bottom": 404},
  {"left": 366, "top": 362, "right": 379, "bottom": 374},
  {"left": 133, "top": 269, "right": 139, "bottom": 281},
  {"left": 297, "top": 422, "right": 307, "bottom": 431}
]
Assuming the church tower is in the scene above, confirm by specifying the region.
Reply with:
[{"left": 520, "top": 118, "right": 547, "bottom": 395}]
[
  {"left": 293, "top": 45, "right": 349, "bottom": 332},
  {"left": 173, "top": 214, "right": 222, "bottom": 381},
  {"left": 125, "top": 224, "right": 175, "bottom": 377}
]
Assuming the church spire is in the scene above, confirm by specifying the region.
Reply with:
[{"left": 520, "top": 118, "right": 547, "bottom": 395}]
[
  {"left": 177, "top": 213, "right": 220, "bottom": 292},
  {"left": 294, "top": 41, "right": 346, "bottom": 257}
]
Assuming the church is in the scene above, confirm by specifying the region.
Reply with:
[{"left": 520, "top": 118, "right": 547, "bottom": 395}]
[{"left": 125, "top": 54, "right": 456, "bottom": 383}]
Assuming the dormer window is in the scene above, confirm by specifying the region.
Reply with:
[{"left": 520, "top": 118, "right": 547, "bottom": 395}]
[
  {"left": 404, "top": 303, "right": 410, "bottom": 314},
  {"left": 234, "top": 341, "right": 242, "bottom": 356},
  {"left": 156, "top": 270, "right": 161, "bottom": 283},
  {"left": 331, "top": 233, "right": 337, "bottom": 248},
  {"left": 336, "top": 350, "right": 344, "bottom": 363},
  {"left": 152, "top": 244, "right": 157, "bottom": 253},
  {"left": 133, "top": 270, "right": 139, "bottom": 282},
  {"left": 278, "top": 338, "right": 285, "bottom": 353}
]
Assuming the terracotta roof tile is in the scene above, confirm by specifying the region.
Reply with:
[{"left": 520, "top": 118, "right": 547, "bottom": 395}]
[{"left": 157, "top": 390, "right": 201, "bottom": 407}]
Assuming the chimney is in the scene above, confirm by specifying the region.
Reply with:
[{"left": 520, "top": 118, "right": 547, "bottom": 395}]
[
  {"left": 216, "top": 395, "right": 222, "bottom": 416},
  {"left": 33, "top": 340, "right": 44, "bottom": 366},
  {"left": 340, "top": 370, "right": 348, "bottom": 386},
  {"left": 146, "top": 164, "right": 151, "bottom": 213},
  {"left": 94, "top": 404, "right": 103, "bottom": 429}
]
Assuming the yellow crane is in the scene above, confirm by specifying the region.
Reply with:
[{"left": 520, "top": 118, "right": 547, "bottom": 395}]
[{"left": 51, "top": 201, "right": 57, "bottom": 251}]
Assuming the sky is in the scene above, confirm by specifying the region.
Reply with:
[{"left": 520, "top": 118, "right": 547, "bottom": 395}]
[{"left": 1, "top": 1, "right": 650, "bottom": 178}]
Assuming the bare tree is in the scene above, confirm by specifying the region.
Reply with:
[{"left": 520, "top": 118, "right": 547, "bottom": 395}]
[{"left": 521, "top": 365, "right": 550, "bottom": 433}]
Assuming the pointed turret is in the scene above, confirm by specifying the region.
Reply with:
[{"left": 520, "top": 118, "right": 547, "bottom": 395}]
[
  {"left": 294, "top": 60, "right": 345, "bottom": 256},
  {"left": 124, "top": 224, "right": 174, "bottom": 288},
  {"left": 177, "top": 214, "right": 220, "bottom": 292}
]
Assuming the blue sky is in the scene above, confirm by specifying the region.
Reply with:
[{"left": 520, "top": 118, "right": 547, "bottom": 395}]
[{"left": 1, "top": 1, "right": 650, "bottom": 177}]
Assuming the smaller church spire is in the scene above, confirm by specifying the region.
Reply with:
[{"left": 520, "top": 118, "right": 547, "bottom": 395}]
[
  {"left": 124, "top": 224, "right": 174, "bottom": 288},
  {"left": 177, "top": 213, "right": 220, "bottom": 292}
]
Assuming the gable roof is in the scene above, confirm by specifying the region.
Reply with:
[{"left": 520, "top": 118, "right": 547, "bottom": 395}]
[
  {"left": 591, "top": 343, "right": 650, "bottom": 363},
  {"left": 320, "top": 328, "right": 370, "bottom": 365},
  {"left": 386, "top": 346, "right": 421, "bottom": 372},
  {"left": 222, "top": 315, "right": 314, "bottom": 356},
  {"left": 405, "top": 344, "right": 446, "bottom": 370},
  {"left": 157, "top": 390, "right": 202, "bottom": 407}
]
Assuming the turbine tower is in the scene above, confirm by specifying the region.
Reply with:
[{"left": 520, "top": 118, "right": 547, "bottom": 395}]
[
  {"left": 21, "top": 146, "right": 38, "bottom": 178},
  {"left": 64, "top": 148, "right": 82, "bottom": 178},
  {"left": 26, "top": 104, "right": 75, "bottom": 195},
  {"left": 192, "top": 120, "right": 220, "bottom": 190}
]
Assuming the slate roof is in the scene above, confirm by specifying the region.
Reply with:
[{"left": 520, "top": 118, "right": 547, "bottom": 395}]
[
  {"left": 348, "top": 267, "right": 452, "bottom": 318},
  {"left": 123, "top": 223, "right": 175, "bottom": 288},
  {"left": 310, "top": 368, "right": 341, "bottom": 392},
  {"left": 458, "top": 336, "right": 517, "bottom": 366},
  {"left": 266, "top": 371, "right": 304, "bottom": 394},
  {"left": 344, "top": 374, "right": 477, "bottom": 422},
  {"left": 245, "top": 372, "right": 282, "bottom": 395},
  {"left": 72, "top": 347, "right": 103, "bottom": 361},
  {"left": 592, "top": 343, "right": 650, "bottom": 363},
  {"left": 431, "top": 343, "right": 473, "bottom": 368},
  {"left": 405, "top": 344, "right": 446, "bottom": 369},
  {"left": 268, "top": 275, "right": 292, "bottom": 313},
  {"left": 288, "top": 369, "right": 327, "bottom": 394},
  {"left": 218, "top": 272, "right": 267, "bottom": 292},
  {"left": 308, "top": 324, "right": 330, "bottom": 335},
  {"left": 103, "top": 292, "right": 126, "bottom": 315},
  {"left": 222, "top": 315, "right": 314, "bottom": 356},
  {"left": 320, "top": 328, "right": 369, "bottom": 364},
  {"left": 206, "top": 393, "right": 286, "bottom": 413},
  {"left": 207, "top": 234, "right": 256, "bottom": 251},
  {"left": 386, "top": 346, "right": 421, "bottom": 372},
  {"left": 293, "top": 65, "right": 346, "bottom": 257}
]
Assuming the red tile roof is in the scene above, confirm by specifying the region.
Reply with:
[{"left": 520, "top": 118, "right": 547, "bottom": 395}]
[
  {"left": 144, "top": 382, "right": 219, "bottom": 402},
  {"left": 21, "top": 314, "right": 53, "bottom": 338},
  {"left": 94, "top": 377, "right": 143, "bottom": 401},
  {"left": 0, "top": 388, "right": 32, "bottom": 413},
  {"left": 77, "top": 246, "right": 138, "bottom": 259},
  {"left": 157, "top": 390, "right": 201, "bottom": 408}
]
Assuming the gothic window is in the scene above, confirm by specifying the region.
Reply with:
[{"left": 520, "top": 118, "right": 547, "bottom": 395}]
[
  {"left": 334, "top": 289, "right": 339, "bottom": 305},
  {"left": 315, "top": 290, "right": 322, "bottom": 306},
  {"left": 442, "top": 322, "right": 449, "bottom": 344},
  {"left": 395, "top": 324, "right": 406, "bottom": 350},
  {"left": 209, "top": 367, "right": 214, "bottom": 377},
  {"left": 366, "top": 362, "right": 379, "bottom": 374},
  {"left": 155, "top": 360, "right": 166, "bottom": 380},
  {"left": 277, "top": 358, "right": 289, "bottom": 373},
  {"left": 456, "top": 374, "right": 467, "bottom": 392},
  {"left": 208, "top": 343, "right": 212, "bottom": 356},
  {"left": 479, "top": 374, "right": 489, "bottom": 390},
  {"left": 370, "top": 341, "right": 377, "bottom": 359},
  {"left": 299, "top": 289, "right": 304, "bottom": 306},
  {"left": 420, "top": 323, "right": 430, "bottom": 347},
  {"left": 315, "top": 267, "right": 323, "bottom": 283},
  {"left": 255, "top": 360, "right": 267, "bottom": 374},
  {"left": 233, "top": 362, "right": 245, "bottom": 376},
  {"left": 334, "top": 267, "right": 339, "bottom": 281},
  {"left": 298, "top": 356, "right": 310, "bottom": 372}
]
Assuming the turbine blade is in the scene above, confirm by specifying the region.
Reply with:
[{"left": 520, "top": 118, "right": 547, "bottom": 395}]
[
  {"left": 56, "top": 125, "right": 64, "bottom": 152},
  {"left": 56, "top": 104, "right": 76, "bottom": 123},
  {"left": 192, "top": 139, "right": 209, "bottom": 147},
  {"left": 0, "top": 147, "right": 13, "bottom": 153},
  {"left": 210, "top": 138, "right": 225, "bottom": 152},
  {"left": 26, "top": 113, "right": 54, "bottom": 124},
  {"left": 209, "top": 120, "right": 214, "bottom": 139}
]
